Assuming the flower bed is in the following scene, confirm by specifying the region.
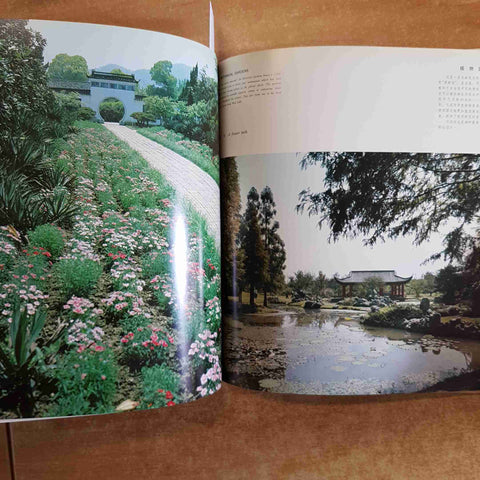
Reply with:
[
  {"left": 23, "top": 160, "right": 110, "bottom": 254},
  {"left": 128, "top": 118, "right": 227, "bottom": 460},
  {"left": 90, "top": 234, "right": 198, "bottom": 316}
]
[{"left": 0, "top": 121, "right": 221, "bottom": 419}]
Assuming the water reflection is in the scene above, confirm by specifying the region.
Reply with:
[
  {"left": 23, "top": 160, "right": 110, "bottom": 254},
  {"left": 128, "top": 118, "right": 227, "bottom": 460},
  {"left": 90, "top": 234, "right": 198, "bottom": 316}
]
[{"left": 225, "top": 309, "right": 480, "bottom": 395}]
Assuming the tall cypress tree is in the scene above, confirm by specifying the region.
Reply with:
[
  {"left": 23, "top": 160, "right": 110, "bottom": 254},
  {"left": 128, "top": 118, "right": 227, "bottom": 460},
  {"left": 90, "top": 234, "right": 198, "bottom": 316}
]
[
  {"left": 220, "top": 158, "right": 243, "bottom": 309},
  {"left": 179, "top": 63, "right": 199, "bottom": 105},
  {"left": 260, "top": 186, "right": 286, "bottom": 306},
  {"left": 239, "top": 187, "right": 267, "bottom": 306}
]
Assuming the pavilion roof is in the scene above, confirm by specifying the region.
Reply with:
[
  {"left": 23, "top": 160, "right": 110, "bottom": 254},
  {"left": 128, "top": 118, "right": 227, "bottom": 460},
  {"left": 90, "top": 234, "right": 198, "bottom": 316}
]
[
  {"left": 89, "top": 70, "right": 138, "bottom": 83},
  {"left": 48, "top": 80, "right": 91, "bottom": 93},
  {"left": 334, "top": 270, "right": 412, "bottom": 284}
]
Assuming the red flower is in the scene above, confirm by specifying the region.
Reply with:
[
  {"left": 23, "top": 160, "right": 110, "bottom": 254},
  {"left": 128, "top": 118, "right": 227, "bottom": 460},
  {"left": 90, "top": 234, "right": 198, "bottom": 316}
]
[
  {"left": 157, "top": 389, "right": 164, "bottom": 393},
  {"left": 166, "top": 401, "right": 175, "bottom": 407},
  {"left": 165, "top": 391, "right": 173, "bottom": 400}
]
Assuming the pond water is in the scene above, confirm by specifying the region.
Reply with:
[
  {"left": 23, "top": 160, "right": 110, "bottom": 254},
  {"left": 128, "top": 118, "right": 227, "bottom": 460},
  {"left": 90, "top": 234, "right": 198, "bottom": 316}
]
[{"left": 224, "top": 308, "right": 480, "bottom": 395}]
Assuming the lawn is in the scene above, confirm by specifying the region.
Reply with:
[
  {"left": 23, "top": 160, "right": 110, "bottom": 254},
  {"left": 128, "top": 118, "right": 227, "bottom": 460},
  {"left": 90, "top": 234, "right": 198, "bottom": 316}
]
[
  {"left": 0, "top": 121, "right": 221, "bottom": 419},
  {"left": 133, "top": 126, "right": 219, "bottom": 184}
]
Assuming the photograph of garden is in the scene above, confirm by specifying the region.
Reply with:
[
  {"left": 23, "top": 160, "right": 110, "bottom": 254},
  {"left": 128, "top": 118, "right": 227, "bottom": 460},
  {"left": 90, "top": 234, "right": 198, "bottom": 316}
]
[
  {"left": 222, "top": 151, "right": 480, "bottom": 395},
  {"left": 0, "top": 20, "right": 220, "bottom": 419}
]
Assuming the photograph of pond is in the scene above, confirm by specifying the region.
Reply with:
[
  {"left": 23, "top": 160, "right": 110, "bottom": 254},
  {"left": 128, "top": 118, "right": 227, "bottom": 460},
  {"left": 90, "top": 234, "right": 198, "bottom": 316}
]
[
  {"left": 0, "top": 20, "right": 220, "bottom": 419},
  {"left": 221, "top": 152, "right": 480, "bottom": 395}
]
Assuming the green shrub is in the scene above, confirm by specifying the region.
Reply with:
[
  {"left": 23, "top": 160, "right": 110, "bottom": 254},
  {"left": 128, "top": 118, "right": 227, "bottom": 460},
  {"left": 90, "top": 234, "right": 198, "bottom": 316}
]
[
  {"left": 50, "top": 348, "right": 117, "bottom": 417},
  {"left": 99, "top": 98, "right": 124, "bottom": 122},
  {"left": 139, "top": 364, "right": 180, "bottom": 409},
  {"left": 78, "top": 107, "right": 96, "bottom": 121},
  {"left": 365, "top": 305, "right": 423, "bottom": 328},
  {"left": 53, "top": 258, "right": 102, "bottom": 297},
  {"left": 28, "top": 224, "right": 65, "bottom": 258}
]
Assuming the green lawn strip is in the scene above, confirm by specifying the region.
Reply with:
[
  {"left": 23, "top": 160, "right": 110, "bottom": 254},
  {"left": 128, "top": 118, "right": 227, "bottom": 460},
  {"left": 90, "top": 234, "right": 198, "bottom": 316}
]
[{"left": 131, "top": 125, "right": 219, "bottom": 185}]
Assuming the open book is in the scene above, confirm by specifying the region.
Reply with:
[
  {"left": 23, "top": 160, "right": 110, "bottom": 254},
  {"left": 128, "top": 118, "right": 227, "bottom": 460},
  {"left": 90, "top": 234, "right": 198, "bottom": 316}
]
[{"left": 1, "top": 17, "right": 480, "bottom": 420}]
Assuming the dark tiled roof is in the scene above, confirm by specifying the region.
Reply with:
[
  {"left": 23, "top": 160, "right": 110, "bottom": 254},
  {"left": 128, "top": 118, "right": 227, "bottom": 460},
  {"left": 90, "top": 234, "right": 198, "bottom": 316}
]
[
  {"left": 48, "top": 80, "right": 91, "bottom": 93},
  {"left": 334, "top": 270, "right": 412, "bottom": 284},
  {"left": 89, "top": 70, "right": 138, "bottom": 83}
]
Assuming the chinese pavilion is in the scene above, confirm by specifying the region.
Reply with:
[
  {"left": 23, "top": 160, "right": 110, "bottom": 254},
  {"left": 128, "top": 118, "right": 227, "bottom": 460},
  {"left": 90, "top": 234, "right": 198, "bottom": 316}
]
[{"left": 334, "top": 270, "right": 412, "bottom": 298}]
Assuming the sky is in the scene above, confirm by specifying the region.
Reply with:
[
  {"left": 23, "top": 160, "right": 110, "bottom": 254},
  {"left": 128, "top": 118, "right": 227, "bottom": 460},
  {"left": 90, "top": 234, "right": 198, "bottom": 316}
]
[
  {"left": 28, "top": 20, "right": 217, "bottom": 78},
  {"left": 236, "top": 152, "right": 454, "bottom": 279}
]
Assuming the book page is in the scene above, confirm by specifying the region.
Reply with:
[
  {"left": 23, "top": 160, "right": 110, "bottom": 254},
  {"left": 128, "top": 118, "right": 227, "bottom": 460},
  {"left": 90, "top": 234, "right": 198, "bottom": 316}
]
[
  {"left": 220, "top": 46, "right": 480, "bottom": 157},
  {"left": 0, "top": 19, "right": 220, "bottom": 420},
  {"left": 219, "top": 46, "right": 480, "bottom": 395}
]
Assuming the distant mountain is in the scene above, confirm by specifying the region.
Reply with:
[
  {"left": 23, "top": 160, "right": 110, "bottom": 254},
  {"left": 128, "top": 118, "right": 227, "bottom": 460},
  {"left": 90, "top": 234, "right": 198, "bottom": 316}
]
[{"left": 92, "top": 63, "right": 193, "bottom": 88}]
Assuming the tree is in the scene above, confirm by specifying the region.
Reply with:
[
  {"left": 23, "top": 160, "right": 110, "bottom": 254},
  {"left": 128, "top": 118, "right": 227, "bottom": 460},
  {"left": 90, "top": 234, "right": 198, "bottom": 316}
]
[
  {"left": 239, "top": 187, "right": 267, "bottom": 306},
  {"left": 407, "top": 279, "right": 426, "bottom": 299},
  {"left": 435, "top": 265, "right": 463, "bottom": 305},
  {"left": 0, "top": 20, "right": 53, "bottom": 137},
  {"left": 110, "top": 68, "right": 124, "bottom": 74},
  {"left": 131, "top": 112, "right": 155, "bottom": 127},
  {"left": 259, "top": 186, "right": 286, "bottom": 306},
  {"left": 313, "top": 271, "right": 327, "bottom": 297},
  {"left": 220, "top": 158, "right": 243, "bottom": 307},
  {"left": 463, "top": 240, "right": 480, "bottom": 315},
  {"left": 149, "top": 61, "right": 177, "bottom": 99},
  {"left": 0, "top": 21, "right": 77, "bottom": 235},
  {"left": 47, "top": 53, "right": 88, "bottom": 82},
  {"left": 288, "top": 271, "right": 325, "bottom": 300},
  {"left": 144, "top": 96, "right": 175, "bottom": 123},
  {"left": 297, "top": 152, "right": 480, "bottom": 262},
  {"left": 422, "top": 272, "right": 436, "bottom": 294},
  {"left": 179, "top": 64, "right": 198, "bottom": 105}
]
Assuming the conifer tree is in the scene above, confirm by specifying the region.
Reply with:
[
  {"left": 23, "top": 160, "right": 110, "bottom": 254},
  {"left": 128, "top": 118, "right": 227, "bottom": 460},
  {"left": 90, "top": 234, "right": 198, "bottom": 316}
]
[
  {"left": 260, "top": 186, "right": 286, "bottom": 306},
  {"left": 221, "top": 158, "right": 243, "bottom": 308},
  {"left": 239, "top": 187, "right": 267, "bottom": 306},
  {"left": 179, "top": 63, "right": 199, "bottom": 105}
]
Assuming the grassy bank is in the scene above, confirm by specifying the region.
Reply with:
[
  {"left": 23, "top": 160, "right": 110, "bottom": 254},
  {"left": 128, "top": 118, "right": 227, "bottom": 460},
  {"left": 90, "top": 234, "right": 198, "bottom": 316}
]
[{"left": 133, "top": 126, "right": 219, "bottom": 184}]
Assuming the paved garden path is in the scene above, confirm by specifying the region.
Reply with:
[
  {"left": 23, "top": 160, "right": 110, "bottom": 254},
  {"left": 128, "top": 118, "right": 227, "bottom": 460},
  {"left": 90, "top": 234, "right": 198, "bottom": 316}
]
[{"left": 104, "top": 123, "right": 220, "bottom": 246}]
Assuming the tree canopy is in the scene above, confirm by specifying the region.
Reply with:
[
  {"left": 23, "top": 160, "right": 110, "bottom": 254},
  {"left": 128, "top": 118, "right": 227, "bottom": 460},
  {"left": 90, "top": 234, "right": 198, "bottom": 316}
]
[
  {"left": 221, "top": 158, "right": 243, "bottom": 306},
  {"left": 297, "top": 152, "right": 480, "bottom": 262},
  {"left": 288, "top": 271, "right": 326, "bottom": 300},
  {"left": 47, "top": 53, "right": 88, "bottom": 82},
  {"left": 259, "top": 186, "right": 286, "bottom": 306},
  {"left": 0, "top": 20, "right": 53, "bottom": 135},
  {"left": 239, "top": 187, "right": 267, "bottom": 306},
  {"left": 149, "top": 60, "right": 177, "bottom": 99}
]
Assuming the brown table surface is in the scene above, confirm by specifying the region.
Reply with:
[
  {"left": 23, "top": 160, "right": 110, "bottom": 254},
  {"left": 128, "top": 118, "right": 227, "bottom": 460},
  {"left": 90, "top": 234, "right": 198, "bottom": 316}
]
[{"left": 2, "top": 1, "right": 480, "bottom": 478}]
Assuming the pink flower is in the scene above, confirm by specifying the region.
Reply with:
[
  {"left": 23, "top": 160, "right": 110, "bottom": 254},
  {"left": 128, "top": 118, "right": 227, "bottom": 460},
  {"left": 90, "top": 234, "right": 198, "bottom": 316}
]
[
  {"left": 81, "top": 373, "right": 87, "bottom": 380},
  {"left": 101, "top": 375, "right": 106, "bottom": 380}
]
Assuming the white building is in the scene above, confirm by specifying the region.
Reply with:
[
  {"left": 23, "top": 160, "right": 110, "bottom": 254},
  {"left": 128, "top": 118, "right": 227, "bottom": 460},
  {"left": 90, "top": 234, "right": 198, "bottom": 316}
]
[{"left": 49, "top": 70, "right": 145, "bottom": 123}]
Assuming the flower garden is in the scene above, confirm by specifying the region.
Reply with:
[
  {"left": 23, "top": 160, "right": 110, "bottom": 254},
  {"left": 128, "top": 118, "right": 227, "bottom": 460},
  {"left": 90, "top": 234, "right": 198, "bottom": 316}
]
[{"left": 0, "top": 121, "right": 221, "bottom": 419}]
